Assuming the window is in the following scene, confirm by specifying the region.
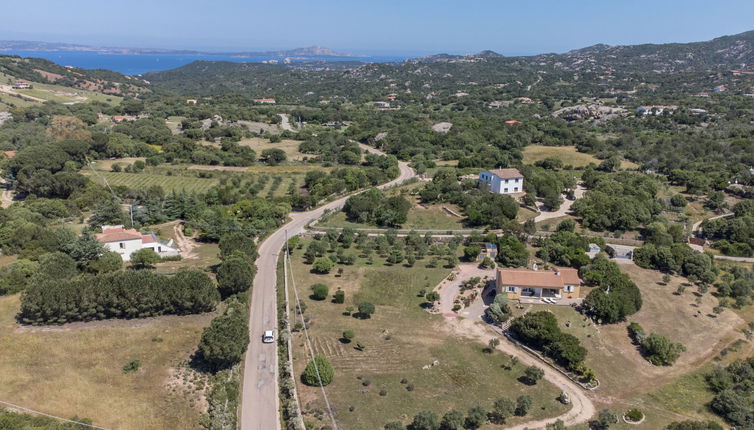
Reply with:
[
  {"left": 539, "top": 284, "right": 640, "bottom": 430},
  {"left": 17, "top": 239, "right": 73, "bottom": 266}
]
[
  {"left": 506, "top": 286, "right": 517, "bottom": 293},
  {"left": 504, "top": 188, "right": 508, "bottom": 193},
  {"left": 119, "top": 242, "right": 125, "bottom": 249},
  {"left": 505, "top": 179, "right": 509, "bottom": 184},
  {"left": 514, "top": 187, "right": 519, "bottom": 192},
  {"left": 564, "top": 285, "right": 574, "bottom": 293},
  {"left": 158, "top": 246, "right": 162, "bottom": 252}
]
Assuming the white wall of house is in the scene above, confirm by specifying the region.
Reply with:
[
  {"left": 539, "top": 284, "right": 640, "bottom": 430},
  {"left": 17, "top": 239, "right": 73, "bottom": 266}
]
[
  {"left": 103, "top": 239, "right": 143, "bottom": 262},
  {"left": 479, "top": 171, "right": 523, "bottom": 194},
  {"left": 102, "top": 238, "right": 180, "bottom": 261}
]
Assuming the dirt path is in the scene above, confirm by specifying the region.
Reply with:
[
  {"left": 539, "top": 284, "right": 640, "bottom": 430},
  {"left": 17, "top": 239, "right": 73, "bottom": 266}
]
[
  {"left": 278, "top": 113, "right": 294, "bottom": 132},
  {"left": 0, "top": 86, "right": 46, "bottom": 103},
  {"left": 443, "top": 318, "right": 596, "bottom": 429},
  {"left": 0, "top": 179, "right": 13, "bottom": 208},
  {"left": 534, "top": 184, "right": 585, "bottom": 223},
  {"left": 173, "top": 223, "right": 198, "bottom": 259}
]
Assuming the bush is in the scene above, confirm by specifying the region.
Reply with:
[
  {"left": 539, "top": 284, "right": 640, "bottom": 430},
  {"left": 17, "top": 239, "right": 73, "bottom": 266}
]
[
  {"left": 129, "top": 248, "right": 160, "bottom": 268},
  {"left": 410, "top": 410, "right": 439, "bottom": 430},
  {"left": 302, "top": 354, "right": 334, "bottom": 386},
  {"left": 641, "top": 333, "right": 686, "bottom": 366},
  {"left": 312, "top": 257, "right": 334, "bottom": 274},
  {"left": 625, "top": 409, "right": 644, "bottom": 422},
  {"left": 122, "top": 359, "right": 141, "bottom": 373},
  {"left": 463, "top": 245, "right": 481, "bottom": 261},
  {"left": 218, "top": 232, "right": 257, "bottom": 259},
  {"left": 342, "top": 330, "right": 355, "bottom": 342},
  {"left": 357, "top": 302, "right": 375, "bottom": 318},
  {"left": 311, "top": 283, "right": 329, "bottom": 300},
  {"left": 524, "top": 365, "right": 544, "bottom": 384},
  {"left": 334, "top": 289, "right": 345, "bottom": 303},
  {"left": 464, "top": 406, "right": 487, "bottom": 429},
  {"left": 664, "top": 421, "right": 723, "bottom": 430}
]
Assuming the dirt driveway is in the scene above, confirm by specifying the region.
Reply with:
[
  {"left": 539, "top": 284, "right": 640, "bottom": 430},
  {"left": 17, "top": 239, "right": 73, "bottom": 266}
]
[{"left": 534, "top": 184, "right": 585, "bottom": 223}]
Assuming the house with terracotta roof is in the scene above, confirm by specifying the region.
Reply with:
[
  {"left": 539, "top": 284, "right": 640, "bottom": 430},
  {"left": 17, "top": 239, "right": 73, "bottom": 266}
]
[
  {"left": 12, "top": 80, "right": 32, "bottom": 90},
  {"left": 479, "top": 168, "right": 524, "bottom": 194},
  {"left": 111, "top": 115, "right": 136, "bottom": 123},
  {"left": 495, "top": 267, "right": 581, "bottom": 299},
  {"left": 252, "top": 98, "right": 276, "bottom": 104},
  {"left": 96, "top": 225, "right": 179, "bottom": 262},
  {"left": 2, "top": 150, "right": 16, "bottom": 159}
]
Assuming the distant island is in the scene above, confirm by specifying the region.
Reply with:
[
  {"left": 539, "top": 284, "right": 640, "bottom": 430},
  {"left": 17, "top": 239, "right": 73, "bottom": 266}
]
[{"left": 0, "top": 40, "right": 356, "bottom": 58}]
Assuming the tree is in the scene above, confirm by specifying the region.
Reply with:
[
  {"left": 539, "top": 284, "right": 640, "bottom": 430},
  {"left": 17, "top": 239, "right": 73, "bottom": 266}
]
[
  {"left": 218, "top": 232, "right": 257, "bottom": 259},
  {"left": 463, "top": 245, "right": 481, "bottom": 261},
  {"left": 641, "top": 333, "right": 686, "bottom": 366},
  {"left": 34, "top": 252, "right": 78, "bottom": 281},
  {"left": 130, "top": 248, "right": 160, "bottom": 269},
  {"left": 357, "top": 302, "right": 375, "bottom": 319},
  {"left": 546, "top": 420, "right": 567, "bottom": 430},
  {"left": 216, "top": 254, "right": 255, "bottom": 297},
  {"left": 485, "top": 295, "right": 512, "bottom": 325},
  {"left": 88, "top": 198, "right": 128, "bottom": 228},
  {"left": 312, "top": 257, "right": 334, "bottom": 274},
  {"left": 384, "top": 422, "right": 405, "bottom": 430},
  {"left": 440, "top": 409, "right": 464, "bottom": 430},
  {"left": 497, "top": 235, "right": 529, "bottom": 267},
  {"left": 664, "top": 421, "right": 723, "bottom": 430},
  {"left": 425, "top": 291, "right": 440, "bottom": 303},
  {"left": 515, "top": 395, "right": 533, "bottom": 416},
  {"left": 311, "top": 283, "right": 329, "bottom": 300},
  {"left": 411, "top": 411, "right": 440, "bottom": 430},
  {"left": 88, "top": 251, "right": 123, "bottom": 274},
  {"left": 491, "top": 397, "right": 515, "bottom": 424},
  {"left": 524, "top": 365, "right": 545, "bottom": 385},
  {"left": 260, "top": 148, "right": 287, "bottom": 166},
  {"left": 64, "top": 233, "right": 106, "bottom": 270},
  {"left": 302, "top": 354, "right": 334, "bottom": 386},
  {"left": 198, "top": 301, "right": 249, "bottom": 370},
  {"left": 464, "top": 406, "right": 487, "bottom": 429},
  {"left": 589, "top": 409, "right": 618, "bottom": 430}
]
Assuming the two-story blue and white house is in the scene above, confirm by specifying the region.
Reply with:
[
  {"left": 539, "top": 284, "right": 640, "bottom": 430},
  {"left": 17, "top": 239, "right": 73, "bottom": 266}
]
[{"left": 479, "top": 168, "right": 524, "bottom": 194}]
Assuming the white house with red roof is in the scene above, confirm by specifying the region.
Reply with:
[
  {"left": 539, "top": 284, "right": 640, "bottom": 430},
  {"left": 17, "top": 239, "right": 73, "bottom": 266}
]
[
  {"left": 495, "top": 266, "right": 582, "bottom": 299},
  {"left": 479, "top": 168, "right": 524, "bottom": 194},
  {"left": 96, "top": 225, "right": 180, "bottom": 261}
]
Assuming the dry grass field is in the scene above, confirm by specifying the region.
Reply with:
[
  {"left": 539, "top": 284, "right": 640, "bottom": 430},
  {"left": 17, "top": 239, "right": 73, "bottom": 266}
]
[
  {"left": 0, "top": 294, "right": 215, "bottom": 430},
  {"left": 288, "top": 241, "right": 569, "bottom": 430},
  {"left": 522, "top": 145, "right": 639, "bottom": 170},
  {"left": 519, "top": 264, "right": 749, "bottom": 428}
]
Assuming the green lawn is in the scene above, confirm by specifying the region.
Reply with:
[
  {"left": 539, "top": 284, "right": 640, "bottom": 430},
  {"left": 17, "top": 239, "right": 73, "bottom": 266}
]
[
  {"left": 319, "top": 205, "right": 465, "bottom": 231},
  {"left": 288, "top": 240, "right": 568, "bottom": 429},
  {"left": 522, "top": 145, "right": 639, "bottom": 170}
]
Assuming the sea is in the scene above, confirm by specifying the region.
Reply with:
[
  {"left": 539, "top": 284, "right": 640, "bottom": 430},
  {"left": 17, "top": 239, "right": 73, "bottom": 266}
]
[{"left": 0, "top": 50, "right": 408, "bottom": 75}]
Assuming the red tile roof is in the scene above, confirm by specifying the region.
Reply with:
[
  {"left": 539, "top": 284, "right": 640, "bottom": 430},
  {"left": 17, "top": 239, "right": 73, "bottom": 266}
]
[
  {"left": 488, "top": 168, "right": 523, "bottom": 179},
  {"left": 497, "top": 267, "right": 580, "bottom": 289}
]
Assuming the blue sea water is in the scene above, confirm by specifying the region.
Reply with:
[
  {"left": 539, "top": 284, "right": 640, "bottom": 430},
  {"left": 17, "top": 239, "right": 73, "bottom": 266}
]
[{"left": 0, "top": 50, "right": 407, "bottom": 75}]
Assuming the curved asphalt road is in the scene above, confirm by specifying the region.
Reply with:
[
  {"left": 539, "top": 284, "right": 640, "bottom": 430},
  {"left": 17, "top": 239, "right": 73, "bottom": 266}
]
[{"left": 239, "top": 145, "right": 414, "bottom": 430}]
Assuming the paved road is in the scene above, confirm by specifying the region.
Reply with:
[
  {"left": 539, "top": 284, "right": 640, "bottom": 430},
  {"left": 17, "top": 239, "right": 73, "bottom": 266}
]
[{"left": 239, "top": 144, "right": 414, "bottom": 430}]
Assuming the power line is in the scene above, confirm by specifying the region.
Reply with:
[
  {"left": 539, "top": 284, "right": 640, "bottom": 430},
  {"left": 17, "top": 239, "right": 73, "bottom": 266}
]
[
  {"left": 0, "top": 400, "right": 110, "bottom": 430},
  {"left": 285, "top": 231, "right": 338, "bottom": 430}
]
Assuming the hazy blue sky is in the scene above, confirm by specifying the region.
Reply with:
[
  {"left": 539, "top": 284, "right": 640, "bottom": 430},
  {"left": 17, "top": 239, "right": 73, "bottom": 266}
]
[{"left": 2, "top": 0, "right": 753, "bottom": 55}]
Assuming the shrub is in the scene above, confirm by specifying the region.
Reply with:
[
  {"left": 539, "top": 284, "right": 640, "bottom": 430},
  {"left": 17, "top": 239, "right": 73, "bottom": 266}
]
[
  {"left": 334, "top": 289, "right": 345, "bottom": 303},
  {"left": 302, "top": 355, "right": 334, "bottom": 386},
  {"left": 464, "top": 406, "right": 487, "bottom": 429},
  {"left": 510, "top": 312, "right": 587, "bottom": 370},
  {"left": 312, "top": 257, "right": 334, "bottom": 274},
  {"left": 216, "top": 254, "right": 255, "bottom": 298},
  {"left": 342, "top": 330, "right": 355, "bottom": 342},
  {"left": 524, "top": 365, "right": 544, "bottom": 384},
  {"left": 625, "top": 409, "right": 644, "bottom": 422},
  {"left": 122, "top": 359, "right": 141, "bottom": 373},
  {"left": 463, "top": 245, "right": 481, "bottom": 261},
  {"left": 129, "top": 248, "right": 160, "bottom": 268},
  {"left": 641, "top": 333, "right": 686, "bottom": 366},
  {"left": 311, "top": 283, "right": 329, "bottom": 300},
  {"left": 357, "top": 302, "right": 375, "bottom": 318},
  {"left": 410, "top": 410, "right": 439, "bottom": 430}
]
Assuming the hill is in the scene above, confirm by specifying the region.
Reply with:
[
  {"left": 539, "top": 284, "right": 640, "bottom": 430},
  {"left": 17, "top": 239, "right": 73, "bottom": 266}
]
[
  {"left": 0, "top": 55, "right": 149, "bottom": 97},
  {"left": 144, "top": 30, "right": 754, "bottom": 99}
]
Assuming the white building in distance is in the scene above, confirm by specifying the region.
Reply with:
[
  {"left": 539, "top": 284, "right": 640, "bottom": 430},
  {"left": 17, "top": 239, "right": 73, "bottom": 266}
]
[
  {"left": 479, "top": 168, "right": 524, "bottom": 194},
  {"left": 96, "top": 225, "right": 180, "bottom": 262}
]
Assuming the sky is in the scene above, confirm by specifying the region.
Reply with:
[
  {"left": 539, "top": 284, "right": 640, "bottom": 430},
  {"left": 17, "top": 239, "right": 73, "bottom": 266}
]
[{"left": 1, "top": 0, "right": 753, "bottom": 56}]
